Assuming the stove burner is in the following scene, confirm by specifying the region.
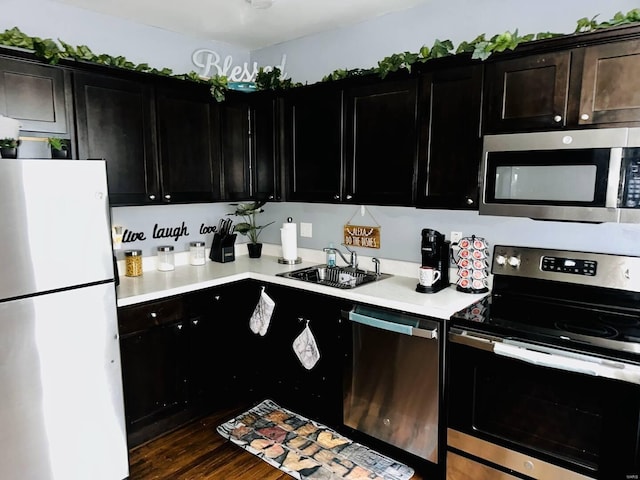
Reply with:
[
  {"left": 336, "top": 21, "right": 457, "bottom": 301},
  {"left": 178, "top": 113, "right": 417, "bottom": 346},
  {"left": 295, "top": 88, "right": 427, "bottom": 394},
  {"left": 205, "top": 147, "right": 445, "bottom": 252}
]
[
  {"left": 602, "top": 313, "right": 640, "bottom": 328},
  {"left": 554, "top": 321, "right": 619, "bottom": 339}
]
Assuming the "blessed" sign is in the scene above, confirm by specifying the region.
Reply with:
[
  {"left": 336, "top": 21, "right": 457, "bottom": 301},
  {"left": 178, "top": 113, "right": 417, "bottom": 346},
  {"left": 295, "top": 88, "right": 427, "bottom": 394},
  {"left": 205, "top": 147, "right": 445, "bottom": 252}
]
[{"left": 192, "top": 50, "right": 288, "bottom": 82}]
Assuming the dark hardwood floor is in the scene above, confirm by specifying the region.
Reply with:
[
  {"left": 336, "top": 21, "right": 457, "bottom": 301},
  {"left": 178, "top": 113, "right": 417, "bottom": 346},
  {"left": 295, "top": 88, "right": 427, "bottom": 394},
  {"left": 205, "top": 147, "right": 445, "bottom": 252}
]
[{"left": 128, "top": 404, "right": 427, "bottom": 480}]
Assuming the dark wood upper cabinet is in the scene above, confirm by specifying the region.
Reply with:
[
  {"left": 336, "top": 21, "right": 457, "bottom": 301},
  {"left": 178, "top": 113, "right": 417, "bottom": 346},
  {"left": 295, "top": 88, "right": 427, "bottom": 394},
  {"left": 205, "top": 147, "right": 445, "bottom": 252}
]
[
  {"left": 484, "top": 34, "right": 640, "bottom": 133},
  {"left": 417, "top": 64, "right": 483, "bottom": 209},
  {"left": 75, "top": 71, "right": 220, "bottom": 205},
  {"left": 219, "top": 91, "right": 279, "bottom": 201},
  {"left": 156, "top": 83, "right": 220, "bottom": 203},
  {"left": 0, "top": 57, "right": 71, "bottom": 135},
  {"left": 345, "top": 78, "right": 418, "bottom": 205},
  {"left": 74, "top": 71, "right": 159, "bottom": 205},
  {"left": 483, "top": 51, "right": 571, "bottom": 133},
  {"left": 579, "top": 38, "right": 640, "bottom": 125},
  {"left": 282, "top": 84, "right": 343, "bottom": 203}
]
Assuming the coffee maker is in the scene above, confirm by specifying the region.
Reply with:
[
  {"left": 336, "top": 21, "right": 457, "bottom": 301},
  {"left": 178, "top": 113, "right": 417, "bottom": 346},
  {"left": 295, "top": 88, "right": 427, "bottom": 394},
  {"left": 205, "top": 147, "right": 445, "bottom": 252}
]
[{"left": 416, "top": 228, "right": 450, "bottom": 293}]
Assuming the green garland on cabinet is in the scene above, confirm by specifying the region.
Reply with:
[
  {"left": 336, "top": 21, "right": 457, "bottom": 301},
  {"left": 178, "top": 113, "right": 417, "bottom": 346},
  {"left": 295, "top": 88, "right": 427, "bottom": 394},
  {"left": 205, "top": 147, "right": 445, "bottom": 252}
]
[{"left": 1, "top": 8, "right": 639, "bottom": 101}]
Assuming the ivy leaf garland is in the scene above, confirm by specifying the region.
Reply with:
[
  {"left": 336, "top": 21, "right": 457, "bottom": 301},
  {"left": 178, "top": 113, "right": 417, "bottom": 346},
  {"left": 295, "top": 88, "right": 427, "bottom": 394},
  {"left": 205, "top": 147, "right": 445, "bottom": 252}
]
[{"left": 1, "top": 8, "right": 640, "bottom": 100}]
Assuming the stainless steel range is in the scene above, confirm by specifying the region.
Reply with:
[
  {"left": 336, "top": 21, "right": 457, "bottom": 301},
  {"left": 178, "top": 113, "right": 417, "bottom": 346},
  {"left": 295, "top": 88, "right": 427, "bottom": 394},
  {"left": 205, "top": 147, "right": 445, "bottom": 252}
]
[{"left": 447, "top": 246, "right": 640, "bottom": 480}]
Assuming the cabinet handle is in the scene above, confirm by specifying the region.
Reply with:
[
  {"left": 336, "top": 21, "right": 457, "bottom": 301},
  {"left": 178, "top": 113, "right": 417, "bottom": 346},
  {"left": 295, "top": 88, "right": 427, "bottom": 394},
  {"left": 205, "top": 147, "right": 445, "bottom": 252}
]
[
  {"left": 346, "top": 194, "right": 353, "bottom": 200},
  {"left": 192, "top": 319, "right": 199, "bottom": 326},
  {"left": 581, "top": 113, "right": 590, "bottom": 121},
  {"left": 177, "top": 324, "right": 183, "bottom": 330},
  {"left": 553, "top": 115, "right": 562, "bottom": 123},
  {"left": 333, "top": 194, "right": 340, "bottom": 201},
  {"left": 268, "top": 194, "right": 274, "bottom": 200},
  {"left": 214, "top": 295, "right": 221, "bottom": 301},
  {"left": 164, "top": 194, "right": 171, "bottom": 200},
  {"left": 148, "top": 194, "right": 156, "bottom": 200},
  {"left": 466, "top": 197, "right": 474, "bottom": 205},
  {"left": 150, "top": 312, "right": 157, "bottom": 318}
]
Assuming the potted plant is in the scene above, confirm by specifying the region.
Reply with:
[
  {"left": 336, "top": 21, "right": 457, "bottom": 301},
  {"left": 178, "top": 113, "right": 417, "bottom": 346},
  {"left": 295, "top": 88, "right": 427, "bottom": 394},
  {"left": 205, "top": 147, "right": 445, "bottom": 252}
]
[
  {"left": 230, "top": 200, "right": 274, "bottom": 258},
  {"left": 0, "top": 138, "right": 18, "bottom": 158},
  {"left": 47, "top": 137, "right": 69, "bottom": 159}
]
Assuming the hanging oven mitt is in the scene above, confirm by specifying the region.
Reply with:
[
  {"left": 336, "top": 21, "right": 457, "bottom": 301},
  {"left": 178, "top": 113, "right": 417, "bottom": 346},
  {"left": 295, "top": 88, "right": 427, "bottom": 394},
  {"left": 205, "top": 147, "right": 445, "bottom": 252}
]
[
  {"left": 292, "top": 322, "right": 320, "bottom": 370},
  {"left": 249, "top": 286, "right": 275, "bottom": 336}
]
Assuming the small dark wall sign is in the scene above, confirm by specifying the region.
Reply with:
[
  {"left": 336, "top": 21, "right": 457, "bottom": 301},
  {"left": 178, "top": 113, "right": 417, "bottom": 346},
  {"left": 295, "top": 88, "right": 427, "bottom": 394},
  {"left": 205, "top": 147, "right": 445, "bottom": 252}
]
[{"left": 121, "top": 221, "right": 219, "bottom": 243}]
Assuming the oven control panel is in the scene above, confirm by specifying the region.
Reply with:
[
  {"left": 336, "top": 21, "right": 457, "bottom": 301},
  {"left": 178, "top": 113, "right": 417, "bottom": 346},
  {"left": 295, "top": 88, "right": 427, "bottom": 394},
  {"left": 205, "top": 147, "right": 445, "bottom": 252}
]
[
  {"left": 493, "top": 245, "right": 640, "bottom": 292},
  {"left": 541, "top": 256, "right": 597, "bottom": 276}
]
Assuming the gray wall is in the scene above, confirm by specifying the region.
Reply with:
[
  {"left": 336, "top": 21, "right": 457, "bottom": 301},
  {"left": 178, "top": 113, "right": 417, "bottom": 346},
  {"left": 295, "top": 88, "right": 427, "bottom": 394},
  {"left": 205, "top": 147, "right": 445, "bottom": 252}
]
[
  {"left": 251, "top": 0, "right": 638, "bottom": 84},
  {"left": 112, "top": 202, "right": 640, "bottom": 262},
  {"left": 0, "top": 0, "right": 248, "bottom": 75},
  {"left": 7, "top": 0, "right": 640, "bottom": 261}
]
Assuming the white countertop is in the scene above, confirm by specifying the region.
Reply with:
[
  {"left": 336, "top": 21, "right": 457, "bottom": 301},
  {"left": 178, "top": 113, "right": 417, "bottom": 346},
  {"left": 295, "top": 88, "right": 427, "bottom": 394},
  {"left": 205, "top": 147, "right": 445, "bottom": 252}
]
[{"left": 116, "top": 249, "right": 488, "bottom": 320}]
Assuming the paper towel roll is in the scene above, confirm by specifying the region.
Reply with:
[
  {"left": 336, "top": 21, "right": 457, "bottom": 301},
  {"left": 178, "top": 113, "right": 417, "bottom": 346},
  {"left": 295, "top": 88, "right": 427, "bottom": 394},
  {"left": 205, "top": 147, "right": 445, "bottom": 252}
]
[{"left": 281, "top": 222, "right": 298, "bottom": 260}]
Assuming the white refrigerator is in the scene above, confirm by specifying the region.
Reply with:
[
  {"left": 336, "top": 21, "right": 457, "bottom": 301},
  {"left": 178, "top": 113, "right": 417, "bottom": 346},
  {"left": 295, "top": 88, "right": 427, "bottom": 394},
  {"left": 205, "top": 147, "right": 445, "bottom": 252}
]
[{"left": 0, "top": 159, "right": 129, "bottom": 479}]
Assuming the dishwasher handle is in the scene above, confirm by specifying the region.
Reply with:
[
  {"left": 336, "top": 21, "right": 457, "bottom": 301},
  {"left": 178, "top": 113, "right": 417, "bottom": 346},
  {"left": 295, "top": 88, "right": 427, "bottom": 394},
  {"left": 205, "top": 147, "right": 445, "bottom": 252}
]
[{"left": 348, "top": 309, "right": 438, "bottom": 339}]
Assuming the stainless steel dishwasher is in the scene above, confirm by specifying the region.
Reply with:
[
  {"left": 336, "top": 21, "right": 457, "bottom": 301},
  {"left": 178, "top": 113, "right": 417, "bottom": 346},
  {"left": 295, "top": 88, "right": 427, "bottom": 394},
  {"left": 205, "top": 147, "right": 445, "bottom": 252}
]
[{"left": 343, "top": 305, "right": 442, "bottom": 464}]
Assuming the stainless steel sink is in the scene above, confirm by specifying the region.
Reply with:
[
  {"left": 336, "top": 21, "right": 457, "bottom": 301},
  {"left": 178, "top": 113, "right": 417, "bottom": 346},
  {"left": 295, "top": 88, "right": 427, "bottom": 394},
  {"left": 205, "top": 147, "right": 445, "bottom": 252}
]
[{"left": 277, "top": 264, "right": 392, "bottom": 289}]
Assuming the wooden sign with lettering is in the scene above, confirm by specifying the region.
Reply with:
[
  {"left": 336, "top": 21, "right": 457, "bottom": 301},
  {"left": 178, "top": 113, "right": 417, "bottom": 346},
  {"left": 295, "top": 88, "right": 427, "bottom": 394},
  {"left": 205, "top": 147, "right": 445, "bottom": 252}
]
[{"left": 343, "top": 225, "right": 380, "bottom": 249}]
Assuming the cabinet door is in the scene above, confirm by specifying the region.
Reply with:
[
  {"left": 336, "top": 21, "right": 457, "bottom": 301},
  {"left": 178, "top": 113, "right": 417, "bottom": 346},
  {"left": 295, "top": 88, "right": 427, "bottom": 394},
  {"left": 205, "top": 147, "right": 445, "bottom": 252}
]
[
  {"left": 156, "top": 84, "right": 220, "bottom": 203},
  {"left": 219, "top": 100, "right": 251, "bottom": 200},
  {"left": 417, "top": 65, "right": 482, "bottom": 209},
  {"left": 119, "top": 322, "right": 188, "bottom": 429},
  {"left": 483, "top": 51, "right": 570, "bottom": 133},
  {"left": 184, "top": 288, "right": 227, "bottom": 409},
  {"left": 283, "top": 85, "right": 343, "bottom": 202},
  {"left": 579, "top": 39, "right": 640, "bottom": 125},
  {"left": 0, "top": 57, "right": 70, "bottom": 134},
  {"left": 263, "top": 284, "right": 349, "bottom": 427},
  {"left": 345, "top": 78, "right": 418, "bottom": 205},
  {"left": 251, "top": 92, "right": 279, "bottom": 201},
  {"left": 219, "top": 93, "right": 279, "bottom": 201},
  {"left": 74, "top": 72, "right": 159, "bottom": 205}
]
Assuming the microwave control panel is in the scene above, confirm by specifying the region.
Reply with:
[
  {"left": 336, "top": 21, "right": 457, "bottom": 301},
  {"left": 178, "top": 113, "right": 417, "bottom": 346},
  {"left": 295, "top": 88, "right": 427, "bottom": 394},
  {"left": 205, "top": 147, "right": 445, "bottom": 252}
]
[{"left": 623, "top": 152, "right": 640, "bottom": 208}]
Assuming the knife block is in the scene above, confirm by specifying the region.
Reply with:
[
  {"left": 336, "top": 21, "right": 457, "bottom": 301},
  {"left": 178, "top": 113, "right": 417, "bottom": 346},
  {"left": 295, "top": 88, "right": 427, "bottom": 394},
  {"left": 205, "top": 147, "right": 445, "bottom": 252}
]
[{"left": 209, "top": 233, "right": 236, "bottom": 263}]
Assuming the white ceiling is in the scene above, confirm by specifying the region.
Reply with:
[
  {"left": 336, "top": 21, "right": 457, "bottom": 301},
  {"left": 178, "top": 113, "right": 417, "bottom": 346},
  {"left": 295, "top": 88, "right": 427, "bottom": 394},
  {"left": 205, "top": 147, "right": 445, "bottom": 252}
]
[{"left": 55, "top": 0, "right": 432, "bottom": 50}]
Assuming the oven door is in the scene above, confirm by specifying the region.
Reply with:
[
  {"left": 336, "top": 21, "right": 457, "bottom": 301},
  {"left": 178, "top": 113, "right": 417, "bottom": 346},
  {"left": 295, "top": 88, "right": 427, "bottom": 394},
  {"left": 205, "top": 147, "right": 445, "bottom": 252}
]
[{"left": 447, "top": 328, "right": 640, "bottom": 480}]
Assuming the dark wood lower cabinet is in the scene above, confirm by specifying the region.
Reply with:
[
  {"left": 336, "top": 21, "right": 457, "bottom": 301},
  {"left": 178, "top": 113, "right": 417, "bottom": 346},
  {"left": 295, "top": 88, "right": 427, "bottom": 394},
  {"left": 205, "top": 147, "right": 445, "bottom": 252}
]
[
  {"left": 259, "top": 284, "right": 351, "bottom": 428},
  {"left": 117, "top": 281, "right": 351, "bottom": 447}
]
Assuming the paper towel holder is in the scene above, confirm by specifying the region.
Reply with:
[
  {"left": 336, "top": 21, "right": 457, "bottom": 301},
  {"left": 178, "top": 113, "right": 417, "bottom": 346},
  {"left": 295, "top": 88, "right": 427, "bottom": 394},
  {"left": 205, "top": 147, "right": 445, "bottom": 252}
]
[
  {"left": 279, "top": 216, "right": 302, "bottom": 264},
  {"left": 278, "top": 257, "right": 302, "bottom": 264}
]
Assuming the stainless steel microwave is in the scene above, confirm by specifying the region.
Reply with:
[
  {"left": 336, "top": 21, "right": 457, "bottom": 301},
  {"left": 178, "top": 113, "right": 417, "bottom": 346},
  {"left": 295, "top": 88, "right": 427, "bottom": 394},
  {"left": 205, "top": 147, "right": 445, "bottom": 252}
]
[{"left": 479, "top": 128, "right": 640, "bottom": 223}]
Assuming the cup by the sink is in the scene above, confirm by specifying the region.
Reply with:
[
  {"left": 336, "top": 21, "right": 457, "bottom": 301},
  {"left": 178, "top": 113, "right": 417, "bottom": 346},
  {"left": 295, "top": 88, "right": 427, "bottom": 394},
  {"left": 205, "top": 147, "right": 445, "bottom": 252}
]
[{"left": 317, "top": 267, "right": 326, "bottom": 280}]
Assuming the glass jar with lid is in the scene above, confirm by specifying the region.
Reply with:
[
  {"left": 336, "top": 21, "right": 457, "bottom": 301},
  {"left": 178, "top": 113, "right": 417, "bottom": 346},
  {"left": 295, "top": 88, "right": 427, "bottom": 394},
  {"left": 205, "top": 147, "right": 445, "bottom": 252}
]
[
  {"left": 189, "top": 241, "right": 206, "bottom": 266},
  {"left": 124, "top": 250, "right": 143, "bottom": 277},
  {"left": 156, "top": 245, "right": 175, "bottom": 271}
]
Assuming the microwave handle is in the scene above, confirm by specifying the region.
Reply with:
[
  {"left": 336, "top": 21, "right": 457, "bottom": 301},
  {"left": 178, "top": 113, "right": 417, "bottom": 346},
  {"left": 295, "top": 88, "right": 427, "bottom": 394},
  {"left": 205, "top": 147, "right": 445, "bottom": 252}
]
[{"left": 605, "top": 147, "right": 623, "bottom": 208}]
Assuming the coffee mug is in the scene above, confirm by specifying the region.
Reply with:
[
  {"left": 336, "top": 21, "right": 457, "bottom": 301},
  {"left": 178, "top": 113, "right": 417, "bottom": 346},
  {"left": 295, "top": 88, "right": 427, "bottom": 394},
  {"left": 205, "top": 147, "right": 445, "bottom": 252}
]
[{"left": 419, "top": 267, "right": 441, "bottom": 286}]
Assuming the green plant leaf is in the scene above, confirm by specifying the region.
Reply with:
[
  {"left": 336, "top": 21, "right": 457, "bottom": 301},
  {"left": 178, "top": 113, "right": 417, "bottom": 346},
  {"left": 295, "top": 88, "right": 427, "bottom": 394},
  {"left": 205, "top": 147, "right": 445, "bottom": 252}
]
[
  {"left": 456, "top": 34, "right": 486, "bottom": 54},
  {"left": 431, "top": 39, "right": 454, "bottom": 58},
  {"left": 471, "top": 41, "right": 493, "bottom": 60}
]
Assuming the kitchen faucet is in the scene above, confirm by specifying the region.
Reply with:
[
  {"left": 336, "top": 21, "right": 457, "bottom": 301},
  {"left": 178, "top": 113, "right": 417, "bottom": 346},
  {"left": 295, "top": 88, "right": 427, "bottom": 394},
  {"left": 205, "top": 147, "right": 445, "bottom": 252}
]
[{"left": 323, "top": 244, "right": 358, "bottom": 269}]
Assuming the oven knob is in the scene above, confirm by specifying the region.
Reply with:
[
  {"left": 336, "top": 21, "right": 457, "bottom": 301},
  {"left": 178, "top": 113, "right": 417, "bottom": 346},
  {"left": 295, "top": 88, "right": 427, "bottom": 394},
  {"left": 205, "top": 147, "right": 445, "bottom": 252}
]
[
  {"left": 508, "top": 256, "right": 521, "bottom": 267},
  {"left": 495, "top": 254, "right": 506, "bottom": 265}
]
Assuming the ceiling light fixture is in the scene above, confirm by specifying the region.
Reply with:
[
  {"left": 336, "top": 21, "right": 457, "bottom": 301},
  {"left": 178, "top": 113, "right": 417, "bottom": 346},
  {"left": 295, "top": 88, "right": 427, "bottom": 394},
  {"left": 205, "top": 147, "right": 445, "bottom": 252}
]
[{"left": 246, "top": 0, "right": 273, "bottom": 9}]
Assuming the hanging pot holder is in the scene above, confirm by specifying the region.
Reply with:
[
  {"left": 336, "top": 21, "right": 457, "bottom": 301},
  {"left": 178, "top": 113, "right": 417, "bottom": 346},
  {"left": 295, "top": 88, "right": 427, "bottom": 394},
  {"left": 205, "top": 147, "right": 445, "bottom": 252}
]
[
  {"left": 249, "top": 286, "right": 275, "bottom": 336},
  {"left": 292, "top": 321, "right": 320, "bottom": 370}
]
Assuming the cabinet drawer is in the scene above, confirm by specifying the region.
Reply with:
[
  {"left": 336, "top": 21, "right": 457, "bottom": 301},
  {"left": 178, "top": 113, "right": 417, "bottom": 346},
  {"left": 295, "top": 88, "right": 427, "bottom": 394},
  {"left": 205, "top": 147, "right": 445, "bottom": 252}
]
[
  {"left": 446, "top": 451, "right": 520, "bottom": 480},
  {"left": 118, "top": 297, "right": 184, "bottom": 335}
]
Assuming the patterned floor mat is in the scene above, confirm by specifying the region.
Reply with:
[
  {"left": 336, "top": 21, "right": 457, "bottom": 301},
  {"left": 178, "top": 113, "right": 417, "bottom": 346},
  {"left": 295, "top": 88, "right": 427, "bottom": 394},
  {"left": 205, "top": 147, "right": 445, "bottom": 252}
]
[{"left": 217, "top": 399, "right": 415, "bottom": 480}]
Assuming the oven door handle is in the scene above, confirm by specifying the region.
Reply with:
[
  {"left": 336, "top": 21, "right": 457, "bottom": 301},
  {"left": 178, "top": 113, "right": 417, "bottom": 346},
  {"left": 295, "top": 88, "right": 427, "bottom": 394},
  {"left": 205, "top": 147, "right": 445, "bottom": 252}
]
[
  {"left": 493, "top": 343, "right": 599, "bottom": 376},
  {"left": 450, "top": 329, "right": 640, "bottom": 385}
]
